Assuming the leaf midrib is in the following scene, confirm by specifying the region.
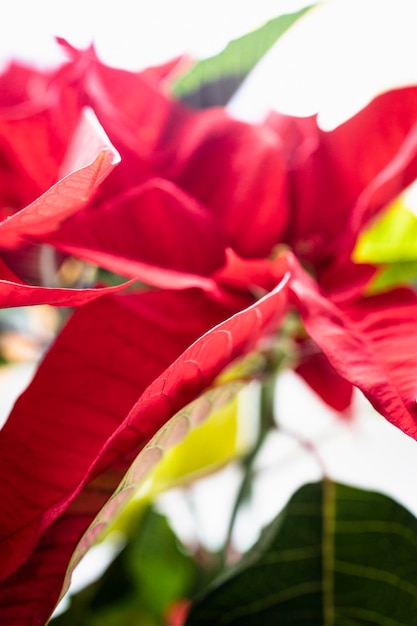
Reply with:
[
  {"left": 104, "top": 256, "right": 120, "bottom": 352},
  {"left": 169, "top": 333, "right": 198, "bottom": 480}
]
[{"left": 323, "top": 479, "right": 336, "bottom": 626}]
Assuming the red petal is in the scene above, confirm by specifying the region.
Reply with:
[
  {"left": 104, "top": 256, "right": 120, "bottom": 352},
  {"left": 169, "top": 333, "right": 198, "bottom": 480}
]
[
  {"left": 0, "top": 249, "right": 133, "bottom": 308},
  {"left": 46, "top": 178, "right": 226, "bottom": 284},
  {"left": 288, "top": 253, "right": 417, "bottom": 437},
  {"left": 0, "top": 289, "right": 233, "bottom": 579},
  {"left": 20, "top": 44, "right": 287, "bottom": 261},
  {"left": 168, "top": 112, "right": 288, "bottom": 259},
  {"left": 0, "top": 63, "right": 79, "bottom": 212},
  {"left": 294, "top": 340, "right": 353, "bottom": 413},
  {"left": 75, "top": 55, "right": 288, "bottom": 259},
  {"left": 0, "top": 276, "right": 132, "bottom": 308},
  {"left": 0, "top": 108, "right": 120, "bottom": 248},
  {"left": 214, "top": 248, "right": 285, "bottom": 295},
  {"left": 268, "top": 87, "right": 417, "bottom": 267},
  {"left": 0, "top": 279, "right": 289, "bottom": 623},
  {"left": 0, "top": 61, "right": 52, "bottom": 109}
]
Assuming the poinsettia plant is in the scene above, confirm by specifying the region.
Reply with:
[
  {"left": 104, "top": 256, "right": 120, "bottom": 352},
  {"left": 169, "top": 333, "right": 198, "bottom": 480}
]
[{"left": 3, "top": 4, "right": 417, "bottom": 625}]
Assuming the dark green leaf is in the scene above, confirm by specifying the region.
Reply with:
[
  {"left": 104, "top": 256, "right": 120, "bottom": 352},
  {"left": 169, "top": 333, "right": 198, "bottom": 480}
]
[
  {"left": 172, "top": 7, "right": 314, "bottom": 108},
  {"left": 186, "top": 481, "right": 417, "bottom": 625}
]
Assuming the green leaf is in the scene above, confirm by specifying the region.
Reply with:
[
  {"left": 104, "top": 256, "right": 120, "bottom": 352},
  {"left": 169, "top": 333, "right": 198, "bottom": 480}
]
[
  {"left": 51, "top": 507, "right": 202, "bottom": 626},
  {"left": 172, "top": 7, "right": 314, "bottom": 107},
  {"left": 367, "top": 261, "right": 417, "bottom": 294},
  {"left": 354, "top": 200, "right": 417, "bottom": 263},
  {"left": 125, "top": 508, "right": 197, "bottom": 616},
  {"left": 186, "top": 481, "right": 417, "bottom": 625},
  {"left": 353, "top": 199, "right": 417, "bottom": 292}
]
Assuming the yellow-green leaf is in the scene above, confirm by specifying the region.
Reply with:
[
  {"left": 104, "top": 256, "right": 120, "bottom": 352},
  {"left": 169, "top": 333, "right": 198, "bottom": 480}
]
[{"left": 353, "top": 196, "right": 417, "bottom": 292}]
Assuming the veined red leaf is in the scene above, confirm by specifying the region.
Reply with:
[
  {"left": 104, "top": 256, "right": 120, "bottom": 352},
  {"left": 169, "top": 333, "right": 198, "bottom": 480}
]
[
  {"left": 78, "top": 57, "right": 289, "bottom": 260},
  {"left": 0, "top": 289, "right": 232, "bottom": 580},
  {"left": 268, "top": 86, "right": 417, "bottom": 267},
  {"left": 287, "top": 252, "right": 417, "bottom": 438},
  {"left": 166, "top": 111, "right": 288, "bottom": 259},
  {"left": 64, "top": 381, "right": 243, "bottom": 593},
  {"left": 46, "top": 44, "right": 288, "bottom": 261},
  {"left": 45, "top": 178, "right": 227, "bottom": 285},
  {"left": 0, "top": 244, "right": 134, "bottom": 308},
  {"left": 0, "top": 276, "right": 133, "bottom": 309},
  {"left": 0, "top": 275, "right": 289, "bottom": 625},
  {"left": 0, "top": 108, "right": 120, "bottom": 248},
  {"left": 0, "top": 65, "right": 79, "bottom": 213}
]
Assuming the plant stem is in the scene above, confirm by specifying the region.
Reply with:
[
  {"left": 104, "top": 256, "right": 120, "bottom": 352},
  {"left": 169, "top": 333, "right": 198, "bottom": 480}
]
[{"left": 222, "top": 375, "right": 277, "bottom": 565}]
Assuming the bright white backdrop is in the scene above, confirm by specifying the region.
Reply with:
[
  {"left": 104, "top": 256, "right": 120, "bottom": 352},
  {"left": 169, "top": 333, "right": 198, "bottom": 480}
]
[{"left": 3, "top": 0, "right": 417, "bottom": 126}]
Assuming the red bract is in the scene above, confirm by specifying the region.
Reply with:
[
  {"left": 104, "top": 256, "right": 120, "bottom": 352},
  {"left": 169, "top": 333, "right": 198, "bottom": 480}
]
[
  {"left": 0, "top": 65, "right": 128, "bottom": 306},
  {"left": 2, "top": 106, "right": 120, "bottom": 246},
  {"left": 2, "top": 41, "right": 417, "bottom": 625},
  {"left": 267, "top": 87, "right": 417, "bottom": 269},
  {"left": 46, "top": 48, "right": 417, "bottom": 415},
  {"left": 0, "top": 60, "right": 78, "bottom": 213},
  {"left": 0, "top": 279, "right": 289, "bottom": 624},
  {"left": 286, "top": 253, "right": 417, "bottom": 436},
  {"left": 46, "top": 45, "right": 417, "bottom": 279},
  {"left": 31, "top": 42, "right": 287, "bottom": 262},
  {"left": 44, "top": 177, "right": 227, "bottom": 292}
]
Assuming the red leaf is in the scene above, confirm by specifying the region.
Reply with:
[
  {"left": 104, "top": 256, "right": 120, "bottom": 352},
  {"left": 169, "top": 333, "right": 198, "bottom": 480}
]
[
  {"left": 0, "top": 275, "right": 132, "bottom": 309},
  {"left": 64, "top": 50, "right": 289, "bottom": 259},
  {"left": 45, "top": 178, "right": 227, "bottom": 286},
  {"left": 0, "top": 62, "right": 79, "bottom": 212},
  {"left": 0, "top": 278, "right": 289, "bottom": 624},
  {"left": 288, "top": 253, "right": 417, "bottom": 438},
  {"left": 0, "top": 108, "right": 120, "bottom": 248},
  {"left": 294, "top": 340, "right": 353, "bottom": 413},
  {"left": 268, "top": 86, "right": 417, "bottom": 267},
  {"left": 0, "top": 245, "right": 133, "bottom": 309},
  {"left": 214, "top": 248, "right": 289, "bottom": 295},
  {"left": 167, "top": 112, "right": 288, "bottom": 259},
  {"left": 0, "top": 62, "right": 52, "bottom": 109}
]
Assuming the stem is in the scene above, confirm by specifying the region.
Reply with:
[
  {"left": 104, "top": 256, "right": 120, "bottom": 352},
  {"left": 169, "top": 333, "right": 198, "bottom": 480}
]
[{"left": 222, "top": 376, "right": 277, "bottom": 565}]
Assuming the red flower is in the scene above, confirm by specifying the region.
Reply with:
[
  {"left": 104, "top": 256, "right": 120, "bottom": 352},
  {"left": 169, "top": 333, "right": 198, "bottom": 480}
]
[
  {"left": 0, "top": 57, "right": 132, "bottom": 307},
  {"left": 1, "top": 42, "right": 417, "bottom": 624},
  {"left": 44, "top": 44, "right": 417, "bottom": 415}
]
